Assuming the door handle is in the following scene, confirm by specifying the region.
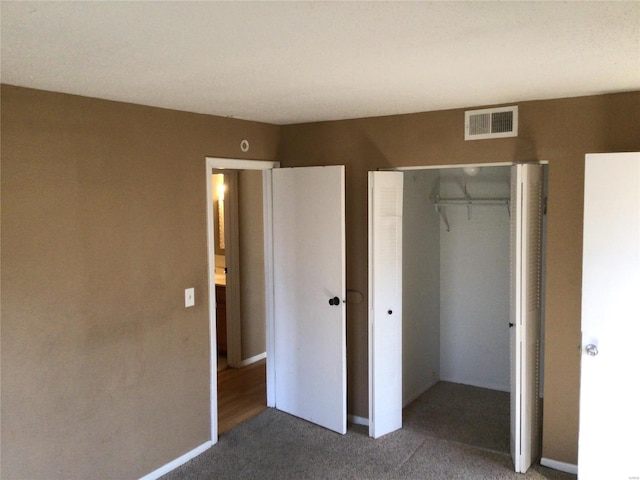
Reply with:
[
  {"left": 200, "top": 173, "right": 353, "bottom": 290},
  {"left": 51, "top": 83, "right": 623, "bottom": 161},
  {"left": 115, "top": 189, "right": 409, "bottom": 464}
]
[
  {"left": 328, "top": 296, "right": 341, "bottom": 306},
  {"left": 585, "top": 344, "right": 599, "bottom": 357}
]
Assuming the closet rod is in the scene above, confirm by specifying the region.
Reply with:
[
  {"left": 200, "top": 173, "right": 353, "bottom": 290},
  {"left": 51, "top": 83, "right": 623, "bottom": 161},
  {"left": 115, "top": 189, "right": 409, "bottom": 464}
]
[{"left": 433, "top": 197, "right": 510, "bottom": 207}]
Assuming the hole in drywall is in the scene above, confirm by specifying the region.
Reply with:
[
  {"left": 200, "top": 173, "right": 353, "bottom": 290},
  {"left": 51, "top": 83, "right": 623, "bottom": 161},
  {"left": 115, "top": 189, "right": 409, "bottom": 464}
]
[{"left": 240, "top": 139, "right": 250, "bottom": 152}]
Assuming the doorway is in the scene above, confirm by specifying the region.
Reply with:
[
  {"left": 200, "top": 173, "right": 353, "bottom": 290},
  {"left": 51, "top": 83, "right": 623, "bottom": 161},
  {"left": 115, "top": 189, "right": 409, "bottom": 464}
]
[
  {"left": 401, "top": 165, "right": 513, "bottom": 454},
  {"left": 206, "top": 158, "right": 349, "bottom": 442},
  {"left": 369, "top": 162, "right": 547, "bottom": 472},
  {"left": 211, "top": 170, "right": 268, "bottom": 370},
  {"left": 211, "top": 170, "right": 269, "bottom": 433},
  {"left": 205, "top": 158, "right": 279, "bottom": 442},
  {"left": 402, "top": 166, "right": 513, "bottom": 404}
]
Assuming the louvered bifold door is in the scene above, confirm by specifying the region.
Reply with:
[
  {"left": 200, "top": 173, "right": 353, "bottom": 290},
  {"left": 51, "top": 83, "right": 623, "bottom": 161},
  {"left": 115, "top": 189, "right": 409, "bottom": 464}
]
[
  {"left": 368, "top": 171, "right": 403, "bottom": 439},
  {"left": 510, "top": 164, "right": 543, "bottom": 473}
]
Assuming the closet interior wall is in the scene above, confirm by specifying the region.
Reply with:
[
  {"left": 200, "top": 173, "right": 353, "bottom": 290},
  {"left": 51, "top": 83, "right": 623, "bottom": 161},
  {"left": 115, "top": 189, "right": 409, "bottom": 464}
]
[
  {"left": 402, "top": 166, "right": 511, "bottom": 406},
  {"left": 402, "top": 169, "right": 441, "bottom": 405}
]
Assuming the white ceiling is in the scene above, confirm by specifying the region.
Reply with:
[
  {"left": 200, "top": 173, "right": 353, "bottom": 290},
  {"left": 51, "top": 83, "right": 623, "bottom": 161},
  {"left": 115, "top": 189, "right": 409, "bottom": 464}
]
[{"left": 1, "top": 1, "right": 639, "bottom": 125}]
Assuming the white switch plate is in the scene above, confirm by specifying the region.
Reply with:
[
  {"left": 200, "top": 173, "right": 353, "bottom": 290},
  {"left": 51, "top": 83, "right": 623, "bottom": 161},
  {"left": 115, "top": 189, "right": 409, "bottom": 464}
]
[{"left": 185, "top": 288, "right": 195, "bottom": 308}]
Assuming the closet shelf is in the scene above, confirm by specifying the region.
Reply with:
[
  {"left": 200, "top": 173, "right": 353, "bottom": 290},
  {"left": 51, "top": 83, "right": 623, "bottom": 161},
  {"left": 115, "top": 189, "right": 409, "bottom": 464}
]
[
  {"left": 433, "top": 196, "right": 511, "bottom": 232},
  {"left": 432, "top": 197, "right": 510, "bottom": 207}
]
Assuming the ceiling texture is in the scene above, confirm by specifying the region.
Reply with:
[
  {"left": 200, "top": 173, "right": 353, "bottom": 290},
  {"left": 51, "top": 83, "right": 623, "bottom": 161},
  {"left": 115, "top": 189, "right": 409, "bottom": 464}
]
[{"left": 1, "top": 1, "right": 639, "bottom": 125}]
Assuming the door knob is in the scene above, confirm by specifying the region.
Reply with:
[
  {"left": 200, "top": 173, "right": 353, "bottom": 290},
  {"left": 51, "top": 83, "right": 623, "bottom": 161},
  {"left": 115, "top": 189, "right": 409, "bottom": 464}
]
[
  {"left": 585, "top": 344, "right": 599, "bottom": 357},
  {"left": 329, "top": 296, "right": 340, "bottom": 306}
]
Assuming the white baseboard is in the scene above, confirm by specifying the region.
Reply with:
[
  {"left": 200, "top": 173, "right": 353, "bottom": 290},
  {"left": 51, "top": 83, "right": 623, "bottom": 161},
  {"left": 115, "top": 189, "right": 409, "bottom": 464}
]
[
  {"left": 348, "top": 414, "right": 369, "bottom": 426},
  {"left": 230, "top": 352, "right": 266, "bottom": 368},
  {"left": 139, "top": 441, "right": 212, "bottom": 480},
  {"left": 540, "top": 457, "right": 578, "bottom": 475}
]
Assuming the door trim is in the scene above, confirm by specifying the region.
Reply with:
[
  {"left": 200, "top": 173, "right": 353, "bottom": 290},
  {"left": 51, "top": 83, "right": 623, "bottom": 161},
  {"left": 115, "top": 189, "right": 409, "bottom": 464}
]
[
  {"left": 390, "top": 161, "right": 548, "bottom": 172},
  {"left": 388, "top": 161, "right": 516, "bottom": 171},
  {"left": 205, "top": 157, "right": 279, "bottom": 444}
]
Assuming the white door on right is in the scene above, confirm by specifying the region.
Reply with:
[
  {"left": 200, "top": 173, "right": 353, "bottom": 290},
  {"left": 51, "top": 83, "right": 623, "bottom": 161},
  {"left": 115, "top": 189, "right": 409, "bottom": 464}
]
[{"left": 578, "top": 152, "right": 640, "bottom": 480}]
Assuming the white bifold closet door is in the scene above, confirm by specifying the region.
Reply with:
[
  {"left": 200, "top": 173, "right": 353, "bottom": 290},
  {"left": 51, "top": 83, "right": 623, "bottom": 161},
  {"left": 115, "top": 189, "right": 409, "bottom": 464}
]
[
  {"left": 368, "top": 164, "right": 543, "bottom": 471},
  {"left": 271, "top": 166, "right": 347, "bottom": 435},
  {"left": 510, "top": 163, "right": 544, "bottom": 473},
  {"left": 368, "top": 171, "right": 404, "bottom": 439}
]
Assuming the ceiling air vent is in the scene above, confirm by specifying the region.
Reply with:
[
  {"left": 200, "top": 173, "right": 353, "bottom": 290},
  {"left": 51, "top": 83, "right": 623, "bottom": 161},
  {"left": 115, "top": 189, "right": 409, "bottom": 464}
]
[{"left": 465, "top": 105, "right": 518, "bottom": 140}]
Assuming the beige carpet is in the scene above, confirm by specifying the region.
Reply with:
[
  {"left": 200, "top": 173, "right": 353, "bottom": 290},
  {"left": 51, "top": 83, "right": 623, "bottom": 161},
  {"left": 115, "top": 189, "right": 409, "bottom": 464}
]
[
  {"left": 403, "top": 381, "right": 511, "bottom": 453},
  {"left": 162, "top": 381, "right": 575, "bottom": 480}
]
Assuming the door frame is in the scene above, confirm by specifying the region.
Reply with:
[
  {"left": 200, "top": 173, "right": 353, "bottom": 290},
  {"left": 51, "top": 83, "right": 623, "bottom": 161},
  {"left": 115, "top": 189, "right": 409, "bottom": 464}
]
[{"left": 205, "top": 157, "right": 279, "bottom": 443}]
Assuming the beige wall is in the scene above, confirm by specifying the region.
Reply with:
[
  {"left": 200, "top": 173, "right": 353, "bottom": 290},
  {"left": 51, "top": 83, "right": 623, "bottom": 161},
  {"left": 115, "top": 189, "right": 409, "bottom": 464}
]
[
  {"left": 3, "top": 85, "right": 639, "bottom": 477},
  {"left": 279, "top": 92, "right": 640, "bottom": 464},
  {"left": 0, "top": 85, "right": 280, "bottom": 479}
]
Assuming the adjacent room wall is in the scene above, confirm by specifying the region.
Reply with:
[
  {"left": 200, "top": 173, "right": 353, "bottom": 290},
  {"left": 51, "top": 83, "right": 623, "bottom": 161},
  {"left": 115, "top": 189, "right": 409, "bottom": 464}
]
[
  {"left": 0, "top": 85, "right": 280, "bottom": 480},
  {"left": 438, "top": 168, "right": 511, "bottom": 392},
  {"left": 279, "top": 91, "right": 640, "bottom": 465},
  {"left": 238, "top": 170, "right": 267, "bottom": 360},
  {"left": 402, "top": 169, "right": 440, "bottom": 405}
]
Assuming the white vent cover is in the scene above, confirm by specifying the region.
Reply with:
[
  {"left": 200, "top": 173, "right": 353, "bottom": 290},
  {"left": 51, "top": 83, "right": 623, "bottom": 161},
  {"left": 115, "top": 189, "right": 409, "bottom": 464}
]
[{"left": 465, "top": 105, "right": 518, "bottom": 140}]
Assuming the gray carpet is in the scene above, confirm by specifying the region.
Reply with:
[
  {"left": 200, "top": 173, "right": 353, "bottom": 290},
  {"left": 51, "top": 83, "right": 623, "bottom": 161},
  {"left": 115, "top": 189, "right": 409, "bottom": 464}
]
[
  {"left": 162, "top": 382, "right": 575, "bottom": 480},
  {"left": 403, "top": 381, "right": 511, "bottom": 454}
]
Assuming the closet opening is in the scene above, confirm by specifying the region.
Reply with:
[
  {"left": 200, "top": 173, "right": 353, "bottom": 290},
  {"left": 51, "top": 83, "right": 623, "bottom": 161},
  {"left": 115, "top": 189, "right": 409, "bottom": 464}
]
[{"left": 400, "top": 163, "right": 547, "bottom": 459}]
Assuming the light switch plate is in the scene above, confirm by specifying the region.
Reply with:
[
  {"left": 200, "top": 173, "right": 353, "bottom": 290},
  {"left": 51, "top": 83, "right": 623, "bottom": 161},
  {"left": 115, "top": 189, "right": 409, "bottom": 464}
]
[{"left": 185, "top": 288, "right": 195, "bottom": 308}]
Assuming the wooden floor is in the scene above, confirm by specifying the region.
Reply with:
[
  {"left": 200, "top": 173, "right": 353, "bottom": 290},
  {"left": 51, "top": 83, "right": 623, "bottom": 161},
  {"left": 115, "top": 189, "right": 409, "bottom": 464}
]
[{"left": 217, "top": 359, "right": 267, "bottom": 434}]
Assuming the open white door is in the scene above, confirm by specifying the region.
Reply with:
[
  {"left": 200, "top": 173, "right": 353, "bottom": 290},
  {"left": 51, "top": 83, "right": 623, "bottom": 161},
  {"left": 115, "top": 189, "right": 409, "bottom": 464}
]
[
  {"left": 368, "top": 171, "right": 404, "bottom": 439},
  {"left": 510, "top": 163, "right": 543, "bottom": 473},
  {"left": 271, "top": 166, "right": 347, "bottom": 434},
  {"left": 578, "top": 153, "right": 640, "bottom": 480}
]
